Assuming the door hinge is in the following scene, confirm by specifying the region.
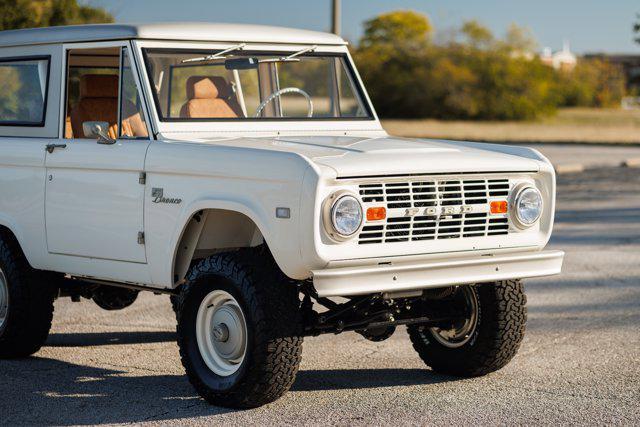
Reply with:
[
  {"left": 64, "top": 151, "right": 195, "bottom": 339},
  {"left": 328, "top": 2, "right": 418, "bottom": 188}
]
[
  {"left": 139, "top": 172, "right": 146, "bottom": 185},
  {"left": 137, "top": 232, "right": 145, "bottom": 245}
]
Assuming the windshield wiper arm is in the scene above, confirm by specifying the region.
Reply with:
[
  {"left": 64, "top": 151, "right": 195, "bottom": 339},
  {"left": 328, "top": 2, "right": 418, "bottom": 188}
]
[
  {"left": 182, "top": 43, "right": 247, "bottom": 64},
  {"left": 283, "top": 45, "right": 318, "bottom": 60},
  {"left": 260, "top": 45, "right": 318, "bottom": 63}
]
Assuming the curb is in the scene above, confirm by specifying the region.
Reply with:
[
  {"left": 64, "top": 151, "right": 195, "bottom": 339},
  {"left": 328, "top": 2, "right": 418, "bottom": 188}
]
[
  {"left": 622, "top": 157, "right": 640, "bottom": 168},
  {"left": 554, "top": 164, "right": 585, "bottom": 174},
  {"left": 555, "top": 158, "right": 640, "bottom": 174}
]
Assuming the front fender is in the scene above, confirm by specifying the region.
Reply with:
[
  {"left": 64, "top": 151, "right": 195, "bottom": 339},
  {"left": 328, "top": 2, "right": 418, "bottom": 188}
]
[{"left": 147, "top": 194, "right": 306, "bottom": 288}]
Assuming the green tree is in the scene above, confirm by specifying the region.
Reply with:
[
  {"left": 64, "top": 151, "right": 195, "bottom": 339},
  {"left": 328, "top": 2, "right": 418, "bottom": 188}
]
[
  {"left": 502, "top": 23, "right": 538, "bottom": 54},
  {"left": 360, "top": 10, "right": 433, "bottom": 48},
  {"left": 354, "top": 10, "right": 626, "bottom": 121},
  {"left": 0, "top": 0, "right": 113, "bottom": 31},
  {"left": 354, "top": 14, "right": 557, "bottom": 120},
  {"left": 558, "top": 59, "right": 626, "bottom": 107},
  {"left": 460, "top": 20, "right": 494, "bottom": 50}
]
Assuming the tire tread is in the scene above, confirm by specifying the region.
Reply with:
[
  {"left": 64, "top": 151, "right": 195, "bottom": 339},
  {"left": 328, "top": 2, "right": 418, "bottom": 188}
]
[
  {"left": 176, "top": 247, "right": 303, "bottom": 408},
  {"left": 408, "top": 280, "right": 527, "bottom": 377}
]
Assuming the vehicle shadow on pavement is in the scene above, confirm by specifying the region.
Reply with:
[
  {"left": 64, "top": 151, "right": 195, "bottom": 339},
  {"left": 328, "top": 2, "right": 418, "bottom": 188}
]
[
  {"left": 0, "top": 356, "right": 235, "bottom": 425},
  {"left": 46, "top": 331, "right": 176, "bottom": 347},
  {"left": 0, "top": 357, "right": 460, "bottom": 424},
  {"left": 292, "top": 368, "right": 460, "bottom": 391}
]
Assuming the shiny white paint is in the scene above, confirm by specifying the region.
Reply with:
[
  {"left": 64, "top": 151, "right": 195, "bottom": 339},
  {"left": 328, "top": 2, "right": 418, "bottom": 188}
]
[
  {"left": 0, "top": 25, "right": 563, "bottom": 296},
  {"left": 44, "top": 138, "right": 149, "bottom": 262},
  {"left": 313, "top": 249, "right": 564, "bottom": 297}
]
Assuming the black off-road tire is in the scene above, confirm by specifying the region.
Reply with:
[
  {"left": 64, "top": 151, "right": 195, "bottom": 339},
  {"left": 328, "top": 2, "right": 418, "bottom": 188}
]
[
  {"left": 175, "top": 247, "right": 304, "bottom": 408},
  {"left": 170, "top": 294, "right": 180, "bottom": 316},
  {"left": 408, "top": 280, "right": 527, "bottom": 377},
  {"left": 0, "top": 230, "right": 57, "bottom": 359}
]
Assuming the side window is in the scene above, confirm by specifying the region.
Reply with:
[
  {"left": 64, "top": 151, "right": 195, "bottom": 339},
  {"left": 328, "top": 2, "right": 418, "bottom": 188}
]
[
  {"left": 64, "top": 46, "right": 148, "bottom": 140},
  {"left": 120, "top": 47, "right": 148, "bottom": 138},
  {"left": 0, "top": 57, "right": 49, "bottom": 126}
]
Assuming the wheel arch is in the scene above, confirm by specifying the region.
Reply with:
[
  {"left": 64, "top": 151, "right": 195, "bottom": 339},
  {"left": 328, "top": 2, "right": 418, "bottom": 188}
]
[
  {"left": 0, "top": 217, "right": 32, "bottom": 267},
  {"left": 169, "top": 200, "right": 276, "bottom": 286}
]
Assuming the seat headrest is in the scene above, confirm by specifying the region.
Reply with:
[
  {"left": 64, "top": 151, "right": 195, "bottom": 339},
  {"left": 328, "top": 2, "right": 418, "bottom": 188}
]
[
  {"left": 80, "top": 74, "right": 119, "bottom": 99},
  {"left": 186, "top": 76, "right": 233, "bottom": 100}
]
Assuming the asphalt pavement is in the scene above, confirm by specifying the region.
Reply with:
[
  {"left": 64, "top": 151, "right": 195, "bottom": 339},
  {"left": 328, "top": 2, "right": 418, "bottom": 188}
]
[
  {"left": 0, "top": 160, "right": 638, "bottom": 425},
  {"left": 522, "top": 143, "right": 640, "bottom": 171}
]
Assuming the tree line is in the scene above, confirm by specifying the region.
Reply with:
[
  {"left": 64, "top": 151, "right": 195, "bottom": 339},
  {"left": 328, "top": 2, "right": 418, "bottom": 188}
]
[
  {"left": 352, "top": 11, "right": 627, "bottom": 120},
  {"left": 0, "top": 0, "right": 112, "bottom": 31}
]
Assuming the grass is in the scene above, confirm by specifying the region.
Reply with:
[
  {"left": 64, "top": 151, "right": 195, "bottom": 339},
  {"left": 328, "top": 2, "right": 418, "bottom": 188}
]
[{"left": 381, "top": 108, "right": 640, "bottom": 144}]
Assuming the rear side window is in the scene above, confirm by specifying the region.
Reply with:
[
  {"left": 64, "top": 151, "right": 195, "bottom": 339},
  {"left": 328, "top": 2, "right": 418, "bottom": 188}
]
[{"left": 0, "top": 57, "right": 50, "bottom": 126}]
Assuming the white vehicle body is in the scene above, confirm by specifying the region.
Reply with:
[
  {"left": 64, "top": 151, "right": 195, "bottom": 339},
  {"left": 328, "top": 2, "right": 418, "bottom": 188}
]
[{"left": 0, "top": 23, "right": 563, "bottom": 298}]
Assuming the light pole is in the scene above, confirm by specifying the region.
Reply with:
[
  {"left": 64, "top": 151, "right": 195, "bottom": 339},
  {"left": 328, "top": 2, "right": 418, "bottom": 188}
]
[{"left": 331, "top": 0, "right": 341, "bottom": 36}]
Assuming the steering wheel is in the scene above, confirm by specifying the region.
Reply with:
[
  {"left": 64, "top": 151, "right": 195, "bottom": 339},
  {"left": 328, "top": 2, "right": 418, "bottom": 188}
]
[{"left": 255, "top": 87, "right": 314, "bottom": 118}]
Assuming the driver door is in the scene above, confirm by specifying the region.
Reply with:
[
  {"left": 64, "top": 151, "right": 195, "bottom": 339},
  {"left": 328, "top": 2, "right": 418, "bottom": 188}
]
[{"left": 45, "top": 43, "right": 151, "bottom": 263}]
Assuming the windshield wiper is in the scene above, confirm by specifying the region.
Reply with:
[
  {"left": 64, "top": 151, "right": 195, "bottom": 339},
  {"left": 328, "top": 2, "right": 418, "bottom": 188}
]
[
  {"left": 283, "top": 45, "right": 318, "bottom": 60},
  {"left": 182, "top": 43, "right": 247, "bottom": 64},
  {"left": 260, "top": 45, "right": 318, "bottom": 63}
]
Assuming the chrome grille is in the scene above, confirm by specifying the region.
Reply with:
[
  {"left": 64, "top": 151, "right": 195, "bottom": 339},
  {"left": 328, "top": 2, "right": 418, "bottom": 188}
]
[{"left": 358, "top": 178, "right": 510, "bottom": 245}]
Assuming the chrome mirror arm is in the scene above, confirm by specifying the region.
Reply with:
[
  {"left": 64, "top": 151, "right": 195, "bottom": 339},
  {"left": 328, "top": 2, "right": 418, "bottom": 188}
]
[{"left": 96, "top": 131, "right": 116, "bottom": 145}]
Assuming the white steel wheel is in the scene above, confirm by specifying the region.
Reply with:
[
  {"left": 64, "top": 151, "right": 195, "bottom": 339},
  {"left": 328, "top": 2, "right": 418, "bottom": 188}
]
[
  {"left": 195, "top": 289, "right": 247, "bottom": 377},
  {"left": 0, "top": 268, "right": 8, "bottom": 332}
]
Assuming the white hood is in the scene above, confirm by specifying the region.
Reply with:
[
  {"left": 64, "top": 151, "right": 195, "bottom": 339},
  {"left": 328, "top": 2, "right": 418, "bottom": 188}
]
[
  {"left": 171, "top": 134, "right": 546, "bottom": 178},
  {"left": 274, "top": 136, "right": 543, "bottom": 176}
]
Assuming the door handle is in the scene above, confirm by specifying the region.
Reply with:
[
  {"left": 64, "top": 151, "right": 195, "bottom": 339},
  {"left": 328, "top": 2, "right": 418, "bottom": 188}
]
[{"left": 46, "top": 143, "right": 67, "bottom": 154}]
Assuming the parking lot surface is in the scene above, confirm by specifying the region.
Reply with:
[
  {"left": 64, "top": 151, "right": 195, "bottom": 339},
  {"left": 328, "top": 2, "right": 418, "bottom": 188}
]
[{"left": 0, "top": 165, "right": 638, "bottom": 425}]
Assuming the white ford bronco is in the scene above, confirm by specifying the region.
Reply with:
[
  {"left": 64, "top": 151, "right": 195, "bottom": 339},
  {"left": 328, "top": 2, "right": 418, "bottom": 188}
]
[{"left": 0, "top": 23, "right": 563, "bottom": 408}]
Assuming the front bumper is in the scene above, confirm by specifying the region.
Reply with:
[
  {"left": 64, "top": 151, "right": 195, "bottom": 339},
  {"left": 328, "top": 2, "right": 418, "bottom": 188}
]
[{"left": 312, "top": 250, "right": 564, "bottom": 297}]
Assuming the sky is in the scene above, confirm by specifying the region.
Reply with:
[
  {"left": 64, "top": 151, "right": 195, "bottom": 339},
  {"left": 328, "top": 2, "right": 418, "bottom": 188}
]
[{"left": 87, "top": 0, "right": 639, "bottom": 54}]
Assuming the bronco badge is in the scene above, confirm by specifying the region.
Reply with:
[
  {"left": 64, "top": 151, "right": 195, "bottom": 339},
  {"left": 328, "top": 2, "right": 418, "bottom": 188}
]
[{"left": 151, "top": 188, "right": 182, "bottom": 204}]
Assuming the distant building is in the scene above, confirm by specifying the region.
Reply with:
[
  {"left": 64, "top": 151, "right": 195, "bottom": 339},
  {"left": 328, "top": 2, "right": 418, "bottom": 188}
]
[{"left": 540, "top": 40, "right": 577, "bottom": 72}]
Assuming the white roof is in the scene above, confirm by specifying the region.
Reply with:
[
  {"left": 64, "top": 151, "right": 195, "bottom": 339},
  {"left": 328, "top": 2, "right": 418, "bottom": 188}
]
[{"left": 0, "top": 22, "right": 347, "bottom": 48}]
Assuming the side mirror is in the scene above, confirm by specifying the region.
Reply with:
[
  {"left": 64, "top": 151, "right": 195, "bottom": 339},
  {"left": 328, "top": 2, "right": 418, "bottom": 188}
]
[{"left": 82, "top": 121, "right": 116, "bottom": 145}]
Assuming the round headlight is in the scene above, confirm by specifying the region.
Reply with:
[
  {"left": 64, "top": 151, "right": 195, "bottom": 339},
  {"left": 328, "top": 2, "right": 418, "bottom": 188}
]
[
  {"left": 330, "top": 195, "right": 363, "bottom": 237},
  {"left": 514, "top": 186, "right": 543, "bottom": 227}
]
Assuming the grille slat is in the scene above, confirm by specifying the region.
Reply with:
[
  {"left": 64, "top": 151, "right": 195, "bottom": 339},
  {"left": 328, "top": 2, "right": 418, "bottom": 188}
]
[{"left": 357, "top": 177, "right": 511, "bottom": 244}]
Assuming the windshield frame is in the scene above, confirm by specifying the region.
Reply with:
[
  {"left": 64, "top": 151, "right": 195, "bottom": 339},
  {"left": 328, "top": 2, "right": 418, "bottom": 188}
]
[{"left": 141, "top": 47, "right": 375, "bottom": 123}]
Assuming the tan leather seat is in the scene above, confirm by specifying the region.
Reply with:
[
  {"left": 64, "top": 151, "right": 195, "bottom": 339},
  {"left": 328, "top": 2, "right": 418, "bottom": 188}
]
[
  {"left": 69, "top": 74, "right": 119, "bottom": 138},
  {"left": 68, "top": 74, "right": 148, "bottom": 139},
  {"left": 180, "top": 76, "right": 243, "bottom": 118},
  {"left": 64, "top": 116, "right": 73, "bottom": 139}
]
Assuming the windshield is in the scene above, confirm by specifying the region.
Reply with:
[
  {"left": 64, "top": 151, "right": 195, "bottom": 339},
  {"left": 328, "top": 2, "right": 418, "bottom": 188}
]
[{"left": 142, "top": 48, "right": 371, "bottom": 121}]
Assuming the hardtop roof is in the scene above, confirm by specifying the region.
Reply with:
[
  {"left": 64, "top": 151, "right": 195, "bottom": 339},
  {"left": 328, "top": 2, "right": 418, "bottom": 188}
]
[{"left": 0, "top": 22, "right": 347, "bottom": 48}]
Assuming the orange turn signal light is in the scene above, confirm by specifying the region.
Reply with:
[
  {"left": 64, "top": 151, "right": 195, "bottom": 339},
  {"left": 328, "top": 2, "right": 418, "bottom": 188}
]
[
  {"left": 366, "top": 207, "right": 387, "bottom": 221},
  {"left": 490, "top": 200, "right": 508, "bottom": 214}
]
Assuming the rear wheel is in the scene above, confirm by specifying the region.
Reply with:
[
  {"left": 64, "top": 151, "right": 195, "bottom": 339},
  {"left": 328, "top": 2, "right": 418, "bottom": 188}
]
[
  {"left": 408, "top": 281, "right": 527, "bottom": 377},
  {"left": 0, "top": 231, "right": 56, "bottom": 359},
  {"left": 176, "top": 248, "right": 303, "bottom": 408}
]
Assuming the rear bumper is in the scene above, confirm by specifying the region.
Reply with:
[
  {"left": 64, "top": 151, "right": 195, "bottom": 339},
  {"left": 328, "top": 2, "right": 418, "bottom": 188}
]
[{"left": 312, "top": 250, "right": 564, "bottom": 297}]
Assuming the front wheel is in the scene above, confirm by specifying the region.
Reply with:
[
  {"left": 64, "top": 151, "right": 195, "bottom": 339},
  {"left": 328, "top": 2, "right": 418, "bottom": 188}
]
[
  {"left": 175, "top": 248, "right": 303, "bottom": 408},
  {"left": 408, "top": 280, "right": 527, "bottom": 377}
]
